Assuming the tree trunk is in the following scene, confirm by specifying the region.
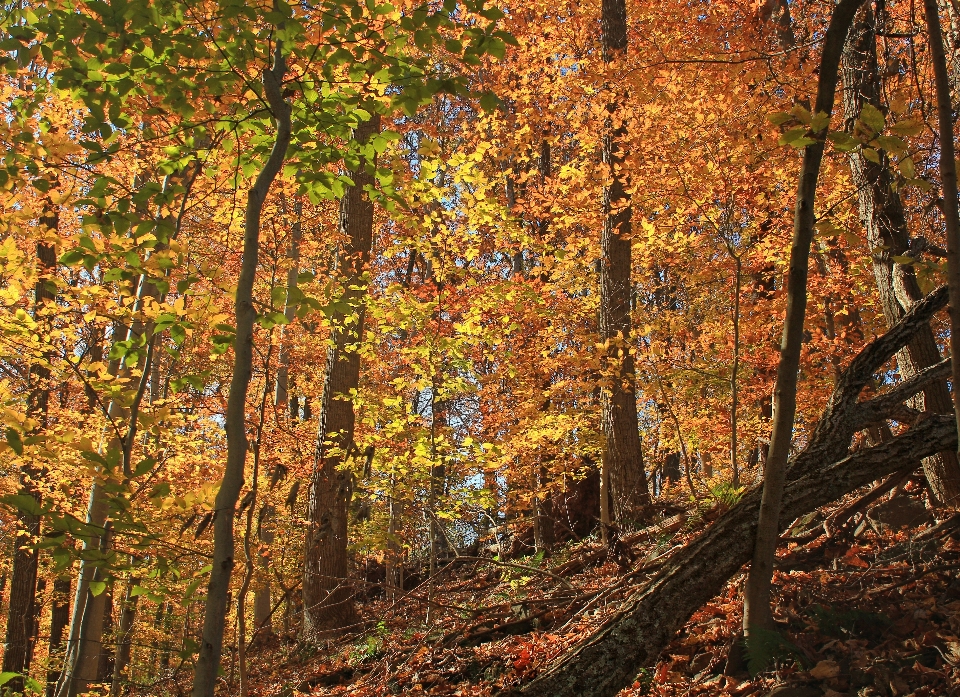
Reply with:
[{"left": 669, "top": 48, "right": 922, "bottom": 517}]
[
  {"left": 924, "top": 0, "right": 960, "bottom": 498},
  {"left": 840, "top": 6, "right": 960, "bottom": 503},
  {"left": 97, "top": 587, "right": 115, "bottom": 681},
  {"left": 253, "top": 506, "right": 275, "bottom": 636},
  {"left": 47, "top": 577, "right": 71, "bottom": 697},
  {"left": 109, "top": 577, "right": 139, "bottom": 697},
  {"left": 743, "top": 0, "right": 866, "bottom": 634},
  {"left": 191, "top": 44, "right": 290, "bottom": 697},
  {"left": 4, "top": 206, "right": 58, "bottom": 691},
  {"left": 520, "top": 286, "right": 954, "bottom": 697},
  {"left": 598, "top": 0, "right": 650, "bottom": 528},
  {"left": 302, "top": 113, "right": 380, "bottom": 639}
]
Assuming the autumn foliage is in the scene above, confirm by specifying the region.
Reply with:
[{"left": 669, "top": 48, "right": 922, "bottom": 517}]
[{"left": 1, "top": 0, "right": 960, "bottom": 695}]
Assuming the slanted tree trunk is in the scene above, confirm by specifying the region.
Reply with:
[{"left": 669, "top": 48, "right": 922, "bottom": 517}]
[
  {"left": 4, "top": 204, "right": 58, "bottom": 691},
  {"left": 840, "top": 7, "right": 960, "bottom": 503},
  {"left": 521, "top": 286, "right": 955, "bottom": 697},
  {"left": 743, "top": 0, "right": 866, "bottom": 634},
  {"left": 598, "top": 0, "right": 650, "bottom": 531},
  {"left": 191, "top": 44, "right": 290, "bottom": 697},
  {"left": 60, "top": 155, "right": 204, "bottom": 697},
  {"left": 302, "top": 113, "right": 381, "bottom": 638}
]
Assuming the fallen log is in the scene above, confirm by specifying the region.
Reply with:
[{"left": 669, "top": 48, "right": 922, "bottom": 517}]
[{"left": 519, "top": 286, "right": 956, "bottom": 697}]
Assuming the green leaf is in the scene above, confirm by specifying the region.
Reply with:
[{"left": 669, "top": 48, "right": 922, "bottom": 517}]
[
  {"left": 778, "top": 127, "right": 813, "bottom": 148},
  {"left": 827, "top": 131, "right": 860, "bottom": 152},
  {"left": 809, "top": 111, "right": 830, "bottom": 133},
  {"left": 875, "top": 135, "right": 906, "bottom": 155},
  {"left": 183, "top": 576, "right": 204, "bottom": 602},
  {"left": 766, "top": 111, "right": 792, "bottom": 127},
  {"left": 0, "top": 494, "right": 40, "bottom": 516},
  {"left": 89, "top": 580, "right": 107, "bottom": 596},
  {"left": 861, "top": 147, "right": 881, "bottom": 164},
  {"left": 859, "top": 103, "right": 886, "bottom": 134},
  {"left": 900, "top": 156, "right": 916, "bottom": 179},
  {"left": 479, "top": 91, "right": 499, "bottom": 112},
  {"left": 5, "top": 427, "right": 23, "bottom": 456},
  {"left": 134, "top": 457, "right": 157, "bottom": 477},
  {"left": 59, "top": 249, "right": 86, "bottom": 266},
  {"left": 789, "top": 104, "right": 811, "bottom": 125},
  {"left": 0, "top": 673, "right": 19, "bottom": 688}
]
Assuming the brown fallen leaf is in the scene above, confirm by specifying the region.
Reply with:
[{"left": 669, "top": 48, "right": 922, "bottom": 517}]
[{"left": 810, "top": 659, "right": 841, "bottom": 680}]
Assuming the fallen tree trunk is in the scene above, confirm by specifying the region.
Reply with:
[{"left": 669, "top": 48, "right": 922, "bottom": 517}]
[{"left": 520, "top": 286, "right": 956, "bottom": 697}]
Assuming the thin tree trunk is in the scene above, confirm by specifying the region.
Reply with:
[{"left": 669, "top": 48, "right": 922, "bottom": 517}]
[
  {"left": 97, "top": 587, "right": 115, "bottom": 681},
  {"left": 743, "top": 0, "right": 866, "bottom": 634},
  {"left": 191, "top": 43, "right": 290, "bottom": 697},
  {"left": 731, "top": 254, "right": 742, "bottom": 486},
  {"left": 239, "top": 344, "right": 274, "bottom": 696},
  {"left": 302, "top": 113, "right": 380, "bottom": 639},
  {"left": 599, "top": 0, "right": 650, "bottom": 530},
  {"left": 108, "top": 576, "right": 139, "bottom": 697},
  {"left": 47, "top": 576, "right": 72, "bottom": 697},
  {"left": 925, "top": 0, "right": 960, "bottom": 487}
]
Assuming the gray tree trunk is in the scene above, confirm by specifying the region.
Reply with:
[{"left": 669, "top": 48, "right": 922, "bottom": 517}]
[{"left": 191, "top": 44, "right": 290, "bottom": 697}]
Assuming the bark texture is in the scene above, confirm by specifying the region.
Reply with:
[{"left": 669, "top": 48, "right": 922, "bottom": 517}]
[
  {"left": 109, "top": 577, "right": 138, "bottom": 697},
  {"left": 841, "top": 5, "right": 960, "bottom": 503},
  {"left": 302, "top": 114, "right": 381, "bottom": 638},
  {"left": 924, "top": 0, "right": 960, "bottom": 497},
  {"left": 521, "top": 286, "right": 954, "bottom": 697},
  {"left": 599, "top": 0, "right": 650, "bottom": 525},
  {"left": 46, "top": 577, "right": 71, "bottom": 697}
]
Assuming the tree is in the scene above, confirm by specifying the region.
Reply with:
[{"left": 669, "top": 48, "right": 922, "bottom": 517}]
[
  {"left": 303, "top": 114, "right": 381, "bottom": 637},
  {"left": 743, "top": 0, "right": 866, "bottom": 635},
  {"left": 598, "top": 0, "right": 651, "bottom": 530},
  {"left": 192, "top": 30, "right": 291, "bottom": 697}
]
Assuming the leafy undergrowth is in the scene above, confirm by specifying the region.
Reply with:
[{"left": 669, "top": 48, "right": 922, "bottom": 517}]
[{"left": 240, "top": 493, "right": 960, "bottom": 697}]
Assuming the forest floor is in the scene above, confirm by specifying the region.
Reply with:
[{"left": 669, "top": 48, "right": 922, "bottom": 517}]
[{"left": 241, "top": 488, "right": 960, "bottom": 697}]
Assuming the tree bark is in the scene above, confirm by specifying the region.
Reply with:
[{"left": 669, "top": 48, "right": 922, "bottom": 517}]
[
  {"left": 521, "top": 286, "right": 954, "bottom": 697},
  {"left": 302, "top": 113, "right": 380, "bottom": 638},
  {"left": 4, "top": 205, "right": 58, "bottom": 690},
  {"left": 743, "top": 0, "right": 866, "bottom": 634},
  {"left": 840, "top": 6, "right": 960, "bottom": 504},
  {"left": 599, "top": 0, "right": 650, "bottom": 529},
  {"left": 924, "top": 0, "right": 960, "bottom": 499},
  {"left": 108, "top": 577, "right": 139, "bottom": 697},
  {"left": 191, "top": 44, "right": 290, "bottom": 697},
  {"left": 97, "top": 587, "right": 115, "bottom": 681},
  {"left": 46, "top": 577, "right": 71, "bottom": 697}
]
